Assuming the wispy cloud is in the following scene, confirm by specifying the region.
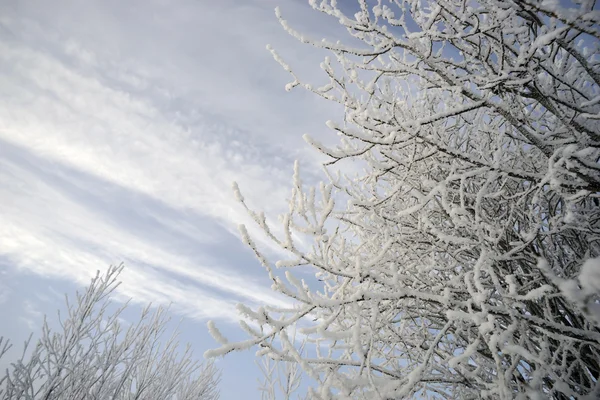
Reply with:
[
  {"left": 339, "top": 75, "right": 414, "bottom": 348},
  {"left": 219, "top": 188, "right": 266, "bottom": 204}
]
[
  {"left": 0, "top": 0, "right": 343, "bottom": 324},
  {"left": 18, "top": 300, "right": 44, "bottom": 331},
  {"left": 1, "top": 142, "right": 293, "bottom": 323}
]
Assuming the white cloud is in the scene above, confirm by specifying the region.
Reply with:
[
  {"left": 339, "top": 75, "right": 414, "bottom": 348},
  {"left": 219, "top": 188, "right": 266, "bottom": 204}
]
[
  {"left": 19, "top": 300, "right": 44, "bottom": 331},
  {"left": 0, "top": 152, "right": 293, "bottom": 322},
  {"left": 0, "top": 0, "right": 346, "bottom": 326}
]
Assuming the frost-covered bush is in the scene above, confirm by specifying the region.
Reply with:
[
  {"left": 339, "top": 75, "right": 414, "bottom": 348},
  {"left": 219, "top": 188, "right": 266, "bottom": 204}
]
[
  {"left": 0, "top": 265, "right": 220, "bottom": 400},
  {"left": 208, "top": 0, "right": 600, "bottom": 398}
]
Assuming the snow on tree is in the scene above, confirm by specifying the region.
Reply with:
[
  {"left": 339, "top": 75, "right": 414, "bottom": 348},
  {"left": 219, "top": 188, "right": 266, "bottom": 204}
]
[
  {"left": 0, "top": 265, "right": 221, "bottom": 400},
  {"left": 207, "top": 0, "right": 600, "bottom": 398}
]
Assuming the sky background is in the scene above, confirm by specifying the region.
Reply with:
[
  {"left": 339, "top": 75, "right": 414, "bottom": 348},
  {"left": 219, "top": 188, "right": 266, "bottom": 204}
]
[{"left": 0, "top": 0, "right": 353, "bottom": 398}]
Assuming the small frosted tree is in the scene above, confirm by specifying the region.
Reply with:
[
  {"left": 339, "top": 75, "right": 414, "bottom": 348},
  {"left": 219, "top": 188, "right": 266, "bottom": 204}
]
[
  {"left": 207, "top": 0, "right": 600, "bottom": 399},
  {"left": 0, "top": 265, "right": 220, "bottom": 400}
]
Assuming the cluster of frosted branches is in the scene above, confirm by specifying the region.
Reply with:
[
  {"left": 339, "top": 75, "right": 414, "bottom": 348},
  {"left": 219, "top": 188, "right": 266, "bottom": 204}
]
[
  {"left": 257, "top": 329, "right": 308, "bottom": 400},
  {"left": 208, "top": 0, "right": 600, "bottom": 398},
  {"left": 0, "top": 265, "right": 221, "bottom": 400}
]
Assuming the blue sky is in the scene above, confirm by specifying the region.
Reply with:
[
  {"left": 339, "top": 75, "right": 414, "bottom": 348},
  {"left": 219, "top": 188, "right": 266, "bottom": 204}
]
[{"left": 0, "top": 0, "right": 350, "bottom": 398}]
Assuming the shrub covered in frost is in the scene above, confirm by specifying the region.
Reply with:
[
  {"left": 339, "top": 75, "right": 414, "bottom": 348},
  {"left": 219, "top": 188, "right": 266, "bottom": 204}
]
[{"left": 0, "top": 265, "right": 220, "bottom": 400}]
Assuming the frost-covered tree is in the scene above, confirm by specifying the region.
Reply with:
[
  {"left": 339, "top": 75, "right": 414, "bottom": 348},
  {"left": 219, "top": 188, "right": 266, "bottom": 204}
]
[
  {"left": 207, "top": 0, "right": 600, "bottom": 398},
  {"left": 0, "top": 265, "right": 220, "bottom": 400}
]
